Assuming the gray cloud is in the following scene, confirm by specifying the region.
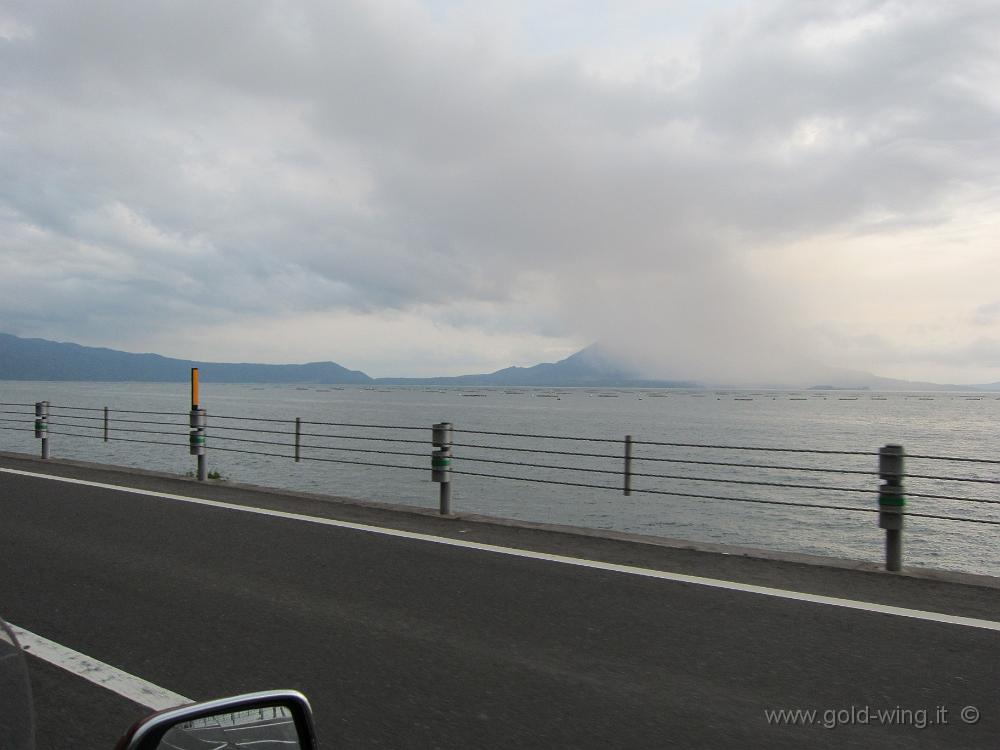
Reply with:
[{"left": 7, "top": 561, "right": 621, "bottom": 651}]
[
  {"left": 972, "top": 303, "right": 1000, "bottom": 327},
  {"left": 1, "top": 0, "right": 998, "bottom": 377}
]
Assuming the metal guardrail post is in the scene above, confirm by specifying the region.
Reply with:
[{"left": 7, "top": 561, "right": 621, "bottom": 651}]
[
  {"left": 624, "top": 435, "right": 633, "bottom": 496},
  {"left": 104, "top": 406, "right": 109, "bottom": 442},
  {"left": 189, "top": 408, "right": 207, "bottom": 481},
  {"left": 878, "top": 444, "right": 905, "bottom": 572},
  {"left": 432, "top": 422, "right": 453, "bottom": 515},
  {"left": 34, "top": 401, "right": 49, "bottom": 459},
  {"left": 295, "top": 417, "right": 301, "bottom": 462}
]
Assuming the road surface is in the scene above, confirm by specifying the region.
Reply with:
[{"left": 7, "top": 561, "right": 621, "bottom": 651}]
[{"left": 1, "top": 455, "right": 997, "bottom": 748}]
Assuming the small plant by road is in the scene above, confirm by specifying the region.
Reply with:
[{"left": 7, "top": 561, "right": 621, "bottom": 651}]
[{"left": 185, "top": 468, "right": 229, "bottom": 481}]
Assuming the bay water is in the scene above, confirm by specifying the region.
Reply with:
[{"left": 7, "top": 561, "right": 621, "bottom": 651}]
[{"left": 1, "top": 381, "right": 998, "bottom": 576}]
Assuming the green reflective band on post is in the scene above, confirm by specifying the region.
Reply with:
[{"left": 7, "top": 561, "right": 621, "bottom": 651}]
[
  {"left": 189, "top": 434, "right": 205, "bottom": 446},
  {"left": 431, "top": 456, "right": 451, "bottom": 468},
  {"left": 34, "top": 420, "right": 47, "bottom": 431},
  {"left": 879, "top": 493, "right": 905, "bottom": 507}
]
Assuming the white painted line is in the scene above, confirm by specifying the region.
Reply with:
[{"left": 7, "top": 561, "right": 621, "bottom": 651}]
[
  {"left": 9, "top": 623, "right": 191, "bottom": 711},
  {"left": 5, "top": 466, "right": 1000, "bottom": 632}
]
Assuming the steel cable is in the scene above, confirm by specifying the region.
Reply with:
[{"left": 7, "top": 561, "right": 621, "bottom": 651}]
[
  {"left": 630, "top": 471, "right": 869, "bottom": 494},
  {"left": 455, "top": 441, "right": 877, "bottom": 475},
  {"left": 50, "top": 413, "right": 186, "bottom": 429},
  {"left": 907, "top": 454, "right": 1000, "bottom": 466},
  {"left": 455, "top": 429, "right": 619, "bottom": 443},
  {"left": 448, "top": 468, "right": 875, "bottom": 513},
  {"left": 210, "top": 414, "right": 293, "bottom": 424},
  {"left": 300, "top": 420, "right": 426, "bottom": 431},
  {"left": 907, "top": 473, "right": 1000, "bottom": 485},
  {"left": 209, "top": 435, "right": 292, "bottom": 448},
  {"left": 457, "top": 455, "right": 872, "bottom": 495},
  {"left": 49, "top": 422, "right": 102, "bottom": 431},
  {"left": 213, "top": 414, "right": 425, "bottom": 431},
  {"left": 632, "top": 455, "right": 878, "bottom": 476},
  {"left": 47, "top": 429, "right": 185, "bottom": 448},
  {"left": 107, "top": 427, "right": 187, "bottom": 438},
  {"left": 903, "top": 511, "right": 1000, "bottom": 526},
  {"left": 16, "top": 402, "right": 1000, "bottom": 528},
  {"left": 46, "top": 404, "right": 106, "bottom": 412},
  {"left": 906, "top": 491, "right": 1000, "bottom": 505},
  {"left": 456, "top": 455, "right": 619, "bottom": 474},
  {"left": 300, "top": 443, "right": 426, "bottom": 459},
  {"left": 298, "top": 430, "right": 426, "bottom": 445},
  {"left": 210, "top": 434, "right": 427, "bottom": 460},
  {"left": 106, "top": 408, "right": 188, "bottom": 416},
  {"left": 210, "top": 424, "right": 295, "bottom": 437},
  {"left": 212, "top": 445, "right": 426, "bottom": 472},
  {"left": 632, "top": 439, "right": 874, "bottom": 456},
  {"left": 632, "top": 486, "right": 877, "bottom": 513},
  {"left": 449, "top": 468, "right": 619, "bottom": 491},
  {"left": 452, "top": 442, "right": 621, "bottom": 460},
  {"left": 107, "top": 416, "right": 187, "bottom": 427}
]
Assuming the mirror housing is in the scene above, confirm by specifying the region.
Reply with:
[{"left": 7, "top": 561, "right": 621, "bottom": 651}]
[
  {"left": 0, "top": 619, "right": 35, "bottom": 750},
  {"left": 115, "top": 689, "right": 317, "bottom": 750}
]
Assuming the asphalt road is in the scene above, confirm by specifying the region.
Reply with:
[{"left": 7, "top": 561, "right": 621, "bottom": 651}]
[{"left": 1, "top": 460, "right": 998, "bottom": 748}]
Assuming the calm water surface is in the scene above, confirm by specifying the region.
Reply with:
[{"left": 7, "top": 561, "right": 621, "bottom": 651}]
[{"left": 1, "top": 381, "right": 998, "bottom": 575}]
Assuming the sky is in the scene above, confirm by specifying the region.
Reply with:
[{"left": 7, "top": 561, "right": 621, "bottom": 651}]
[{"left": 2, "top": 0, "right": 999, "bottom": 383}]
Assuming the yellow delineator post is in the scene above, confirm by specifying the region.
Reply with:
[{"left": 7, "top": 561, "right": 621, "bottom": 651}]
[{"left": 189, "top": 367, "right": 207, "bottom": 480}]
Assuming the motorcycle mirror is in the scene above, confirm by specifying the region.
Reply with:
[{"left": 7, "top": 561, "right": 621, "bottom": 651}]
[
  {"left": 115, "top": 690, "right": 317, "bottom": 750},
  {"left": 0, "top": 619, "right": 35, "bottom": 750}
]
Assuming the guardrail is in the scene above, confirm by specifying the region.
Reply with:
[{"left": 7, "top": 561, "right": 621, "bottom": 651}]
[{"left": 1, "top": 399, "right": 998, "bottom": 573}]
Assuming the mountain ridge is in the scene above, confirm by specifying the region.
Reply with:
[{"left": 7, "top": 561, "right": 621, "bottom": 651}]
[
  {"left": 0, "top": 334, "right": 694, "bottom": 388},
  {"left": 375, "top": 344, "right": 697, "bottom": 387},
  {"left": 0, "top": 333, "right": 371, "bottom": 384},
  {"left": 0, "top": 332, "right": 996, "bottom": 390}
]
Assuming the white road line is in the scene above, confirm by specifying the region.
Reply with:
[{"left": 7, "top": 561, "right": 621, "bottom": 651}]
[
  {"left": 9, "top": 624, "right": 191, "bottom": 710},
  {"left": 4, "top": 466, "right": 1000, "bottom": 633}
]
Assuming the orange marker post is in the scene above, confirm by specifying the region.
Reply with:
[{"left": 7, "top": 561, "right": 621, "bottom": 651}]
[{"left": 189, "top": 368, "right": 206, "bottom": 480}]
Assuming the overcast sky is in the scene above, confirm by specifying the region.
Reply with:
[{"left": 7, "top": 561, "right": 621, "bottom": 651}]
[{"left": 2, "top": 0, "right": 999, "bottom": 383}]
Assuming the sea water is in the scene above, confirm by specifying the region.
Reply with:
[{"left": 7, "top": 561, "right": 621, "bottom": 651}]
[{"left": 1, "top": 381, "right": 998, "bottom": 576}]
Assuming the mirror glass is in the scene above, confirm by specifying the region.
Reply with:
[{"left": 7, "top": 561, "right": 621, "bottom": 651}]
[{"left": 158, "top": 704, "right": 301, "bottom": 749}]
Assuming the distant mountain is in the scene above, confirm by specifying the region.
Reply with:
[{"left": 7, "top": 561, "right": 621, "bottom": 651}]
[
  {"left": 2, "top": 332, "right": 995, "bottom": 390},
  {"left": 799, "top": 365, "right": 1000, "bottom": 392},
  {"left": 375, "top": 344, "right": 698, "bottom": 388},
  {"left": 0, "top": 333, "right": 372, "bottom": 384},
  {"left": 0, "top": 334, "right": 695, "bottom": 387}
]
